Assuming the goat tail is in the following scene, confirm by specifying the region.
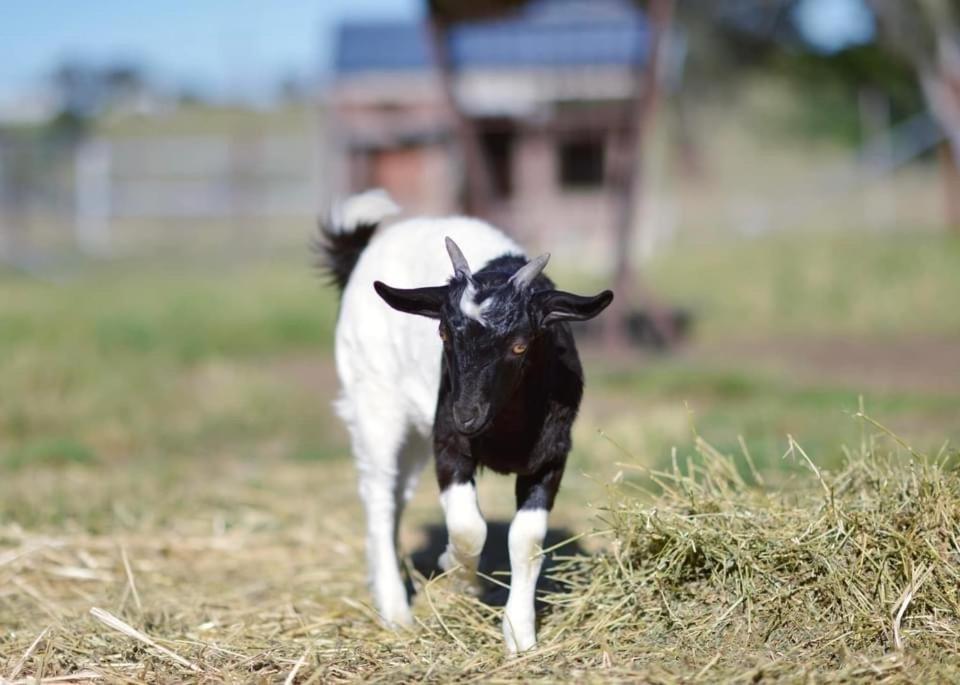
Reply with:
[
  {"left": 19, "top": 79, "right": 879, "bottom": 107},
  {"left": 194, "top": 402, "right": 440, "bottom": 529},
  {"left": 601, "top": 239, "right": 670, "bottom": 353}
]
[{"left": 315, "top": 189, "right": 401, "bottom": 292}]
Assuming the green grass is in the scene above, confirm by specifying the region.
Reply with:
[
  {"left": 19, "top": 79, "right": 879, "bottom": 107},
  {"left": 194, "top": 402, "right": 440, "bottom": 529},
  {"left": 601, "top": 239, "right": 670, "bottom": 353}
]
[
  {"left": 2, "top": 230, "right": 958, "bottom": 492},
  {"left": 0, "top": 258, "right": 342, "bottom": 475},
  {"left": 2, "top": 436, "right": 98, "bottom": 470},
  {"left": 647, "top": 231, "right": 960, "bottom": 339},
  {"left": 580, "top": 361, "right": 959, "bottom": 481},
  {"left": 1, "top": 258, "right": 336, "bottom": 360}
]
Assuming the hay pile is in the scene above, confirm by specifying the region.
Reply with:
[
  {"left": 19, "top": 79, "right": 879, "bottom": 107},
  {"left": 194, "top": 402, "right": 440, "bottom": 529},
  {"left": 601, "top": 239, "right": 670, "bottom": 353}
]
[
  {"left": 342, "top": 432, "right": 960, "bottom": 682},
  {"left": 542, "top": 437, "right": 960, "bottom": 681},
  {"left": 2, "top": 426, "right": 959, "bottom": 683}
]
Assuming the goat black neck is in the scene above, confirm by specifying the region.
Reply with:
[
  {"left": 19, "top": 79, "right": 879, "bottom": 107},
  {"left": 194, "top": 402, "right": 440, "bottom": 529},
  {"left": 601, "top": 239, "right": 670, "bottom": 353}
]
[{"left": 470, "top": 325, "right": 583, "bottom": 476}]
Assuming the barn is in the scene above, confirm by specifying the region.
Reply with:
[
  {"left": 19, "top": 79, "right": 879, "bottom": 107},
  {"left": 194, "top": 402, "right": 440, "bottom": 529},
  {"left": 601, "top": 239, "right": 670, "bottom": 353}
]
[{"left": 328, "top": 0, "right": 652, "bottom": 255}]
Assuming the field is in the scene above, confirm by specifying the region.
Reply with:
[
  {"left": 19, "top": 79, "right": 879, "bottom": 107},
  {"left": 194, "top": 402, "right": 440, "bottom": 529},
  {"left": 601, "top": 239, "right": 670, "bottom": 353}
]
[{"left": 1, "top": 231, "right": 959, "bottom": 682}]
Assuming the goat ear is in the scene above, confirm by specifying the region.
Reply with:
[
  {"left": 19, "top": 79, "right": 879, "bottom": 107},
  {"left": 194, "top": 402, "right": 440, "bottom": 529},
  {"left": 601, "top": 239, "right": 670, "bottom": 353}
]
[
  {"left": 533, "top": 289, "right": 614, "bottom": 326},
  {"left": 374, "top": 281, "right": 447, "bottom": 319}
]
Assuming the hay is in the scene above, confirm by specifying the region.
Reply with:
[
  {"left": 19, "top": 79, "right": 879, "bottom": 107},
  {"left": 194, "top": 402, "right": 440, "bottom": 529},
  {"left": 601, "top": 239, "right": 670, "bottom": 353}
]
[
  {"left": 540, "top": 434, "right": 960, "bottom": 681},
  {"left": 2, "top": 416, "right": 959, "bottom": 682}
]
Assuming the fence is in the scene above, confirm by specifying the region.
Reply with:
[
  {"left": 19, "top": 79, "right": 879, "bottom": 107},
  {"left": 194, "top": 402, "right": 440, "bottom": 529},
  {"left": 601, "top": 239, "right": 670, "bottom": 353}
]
[
  {"left": 0, "top": 131, "right": 327, "bottom": 262},
  {"left": 0, "top": 104, "right": 947, "bottom": 269}
]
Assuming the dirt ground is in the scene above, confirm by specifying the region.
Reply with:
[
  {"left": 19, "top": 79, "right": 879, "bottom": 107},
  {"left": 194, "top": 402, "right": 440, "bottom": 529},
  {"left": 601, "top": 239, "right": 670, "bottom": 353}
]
[{"left": 683, "top": 334, "right": 960, "bottom": 394}]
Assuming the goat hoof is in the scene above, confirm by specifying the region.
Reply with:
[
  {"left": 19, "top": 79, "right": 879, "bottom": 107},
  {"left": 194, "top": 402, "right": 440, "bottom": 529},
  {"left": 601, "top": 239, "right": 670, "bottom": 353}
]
[
  {"left": 438, "top": 550, "right": 455, "bottom": 572},
  {"left": 503, "top": 614, "right": 537, "bottom": 654},
  {"left": 438, "top": 553, "right": 483, "bottom": 596},
  {"left": 458, "top": 576, "right": 484, "bottom": 597},
  {"left": 379, "top": 601, "right": 414, "bottom": 630}
]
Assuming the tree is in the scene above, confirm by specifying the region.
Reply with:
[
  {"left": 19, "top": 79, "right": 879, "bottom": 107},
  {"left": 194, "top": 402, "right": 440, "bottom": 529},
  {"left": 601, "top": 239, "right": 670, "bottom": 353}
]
[
  {"left": 605, "top": 0, "right": 679, "bottom": 351},
  {"left": 868, "top": 0, "right": 960, "bottom": 231}
]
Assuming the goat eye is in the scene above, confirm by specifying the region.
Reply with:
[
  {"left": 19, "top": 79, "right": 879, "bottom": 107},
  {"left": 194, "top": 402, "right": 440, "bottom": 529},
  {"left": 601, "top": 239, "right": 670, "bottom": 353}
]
[{"left": 511, "top": 342, "right": 527, "bottom": 355}]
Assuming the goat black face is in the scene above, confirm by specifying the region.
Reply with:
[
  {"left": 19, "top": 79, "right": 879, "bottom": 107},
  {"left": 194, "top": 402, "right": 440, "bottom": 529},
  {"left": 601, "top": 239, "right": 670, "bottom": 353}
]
[
  {"left": 439, "top": 311, "right": 531, "bottom": 435},
  {"left": 374, "top": 238, "right": 613, "bottom": 436}
]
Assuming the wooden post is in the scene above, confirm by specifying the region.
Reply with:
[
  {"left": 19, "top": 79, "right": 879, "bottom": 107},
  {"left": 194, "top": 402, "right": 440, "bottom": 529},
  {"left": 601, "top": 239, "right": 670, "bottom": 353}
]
[
  {"left": 74, "top": 138, "right": 112, "bottom": 256},
  {"left": 426, "top": 15, "right": 495, "bottom": 218},
  {"left": 0, "top": 137, "right": 11, "bottom": 259},
  {"left": 605, "top": 0, "right": 677, "bottom": 351},
  {"left": 939, "top": 142, "right": 960, "bottom": 233},
  {"left": 859, "top": 87, "right": 896, "bottom": 230}
]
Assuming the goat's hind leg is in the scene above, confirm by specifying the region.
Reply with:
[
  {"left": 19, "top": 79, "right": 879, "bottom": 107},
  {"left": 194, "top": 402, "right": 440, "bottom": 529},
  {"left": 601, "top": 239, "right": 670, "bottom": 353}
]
[
  {"left": 351, "top": 408, "right": 413, "bottom": 628},
  {"left": 392, "top": 431, "right": 430, "bottom": 568}
]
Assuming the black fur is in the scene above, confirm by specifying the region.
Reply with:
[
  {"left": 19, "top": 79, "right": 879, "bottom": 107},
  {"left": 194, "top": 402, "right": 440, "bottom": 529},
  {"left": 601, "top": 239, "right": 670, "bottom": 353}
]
[
  {"left": 315, "top": 219, "right": 379, "bottom": 293},
  {"left": 433, "top": 313, "right": 584, "bottom": 511},
  {"left": 375, "top": 251, "right": 613, "bottom": 513}
]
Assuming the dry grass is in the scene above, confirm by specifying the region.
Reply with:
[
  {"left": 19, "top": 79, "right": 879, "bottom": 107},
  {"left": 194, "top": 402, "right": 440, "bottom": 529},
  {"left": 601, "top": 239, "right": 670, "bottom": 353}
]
[{"left": 2, "top": 414, "right": 959, "bottom": 683}]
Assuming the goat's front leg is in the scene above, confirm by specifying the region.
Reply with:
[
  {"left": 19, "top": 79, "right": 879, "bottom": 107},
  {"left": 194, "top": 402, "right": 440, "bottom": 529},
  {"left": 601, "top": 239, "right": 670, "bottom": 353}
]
[
  {"left": 438, "top": 480, "right": 486, "bottom": 594},
  {"left": 435, "top": 439, "right": 486, "bottom": 595},
  {"left": 503, "top": 466, "right": 563, "bottom": 654}
]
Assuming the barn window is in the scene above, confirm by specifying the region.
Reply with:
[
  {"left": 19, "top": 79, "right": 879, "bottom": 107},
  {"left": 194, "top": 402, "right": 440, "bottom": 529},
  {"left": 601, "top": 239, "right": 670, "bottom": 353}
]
[{"left": 558, "top": 138, "right": 605, "bottom": 188}]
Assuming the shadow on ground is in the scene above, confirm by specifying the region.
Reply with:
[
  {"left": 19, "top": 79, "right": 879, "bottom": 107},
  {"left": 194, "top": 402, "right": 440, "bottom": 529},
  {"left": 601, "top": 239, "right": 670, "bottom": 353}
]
[{"left": 409, "top": 521, "right": 586, "bottom": 608}]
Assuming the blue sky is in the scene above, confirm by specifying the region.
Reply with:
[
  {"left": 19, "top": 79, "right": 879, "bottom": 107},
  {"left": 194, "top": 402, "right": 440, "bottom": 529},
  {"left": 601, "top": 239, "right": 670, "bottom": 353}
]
[
  {"left": 0, "top": 0, "right": 421, "bottom": 102},
  {"left": 793, "top": 0, "right": 874, "bottom": 53},
  {"left": 0, "top": 0, "right": 873, "bottom": 104}
]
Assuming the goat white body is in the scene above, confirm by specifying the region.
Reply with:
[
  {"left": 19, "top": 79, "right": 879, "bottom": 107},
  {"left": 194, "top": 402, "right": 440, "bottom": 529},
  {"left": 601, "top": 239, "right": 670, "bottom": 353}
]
[{"left": 334, "top": 211, "right": 522, "bottom": 628}]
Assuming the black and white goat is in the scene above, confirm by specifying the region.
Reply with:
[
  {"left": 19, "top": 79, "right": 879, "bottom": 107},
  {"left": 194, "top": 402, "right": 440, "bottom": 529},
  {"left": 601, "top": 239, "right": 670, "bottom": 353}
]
[{"left": 322, "top": 190, "right": 612, "bottom": 653}]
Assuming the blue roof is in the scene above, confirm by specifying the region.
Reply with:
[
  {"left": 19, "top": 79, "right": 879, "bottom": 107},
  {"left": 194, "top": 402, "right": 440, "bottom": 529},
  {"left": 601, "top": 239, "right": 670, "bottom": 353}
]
[{"left": 335, "top": 0, "right": 649, "bottom": 75}]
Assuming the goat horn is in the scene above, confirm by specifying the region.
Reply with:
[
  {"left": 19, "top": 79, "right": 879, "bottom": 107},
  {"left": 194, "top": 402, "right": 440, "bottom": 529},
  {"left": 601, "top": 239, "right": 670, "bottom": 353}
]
[
  {"left": 509, "top": 253, "right": 550, "bottom": 289},
  {"left": 445, "top": 237, "right": 472, "bottom": 279}
]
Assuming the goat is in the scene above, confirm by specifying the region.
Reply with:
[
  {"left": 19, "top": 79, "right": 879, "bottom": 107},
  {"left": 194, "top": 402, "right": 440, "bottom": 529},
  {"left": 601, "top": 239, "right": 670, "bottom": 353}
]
[{"left": 321, "top": 189, "right": 613, "bottom": 653}]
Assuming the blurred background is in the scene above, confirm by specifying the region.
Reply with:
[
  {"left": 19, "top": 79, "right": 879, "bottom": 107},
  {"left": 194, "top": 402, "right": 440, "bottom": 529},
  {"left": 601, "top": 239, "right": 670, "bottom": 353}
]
[{"left": 1, "top": 0, "right": 959, "bottom": 528}]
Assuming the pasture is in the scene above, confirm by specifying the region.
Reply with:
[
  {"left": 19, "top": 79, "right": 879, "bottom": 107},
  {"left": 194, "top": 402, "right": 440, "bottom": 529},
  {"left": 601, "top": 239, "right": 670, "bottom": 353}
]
[{"left": 1, "top": 231, "right": 959, "bottom": 682}]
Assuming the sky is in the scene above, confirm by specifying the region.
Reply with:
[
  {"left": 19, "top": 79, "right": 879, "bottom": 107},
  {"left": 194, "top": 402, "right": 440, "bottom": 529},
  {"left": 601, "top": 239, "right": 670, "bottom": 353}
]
[
  {"left": 0, "top": 0, "right": 421, "bottom": 104},
  {"left": 793, "top": 0, "right": 875, "bottom": 54},
  {"left": 0, "top": 0, "right": 873, "bottom": 107}
]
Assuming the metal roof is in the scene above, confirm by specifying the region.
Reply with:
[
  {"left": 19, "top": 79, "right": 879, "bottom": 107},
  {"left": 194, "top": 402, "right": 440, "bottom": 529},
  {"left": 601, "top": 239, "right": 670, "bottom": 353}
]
[{"left": 334, "top": 0, "right": 649, "bottom": 75}]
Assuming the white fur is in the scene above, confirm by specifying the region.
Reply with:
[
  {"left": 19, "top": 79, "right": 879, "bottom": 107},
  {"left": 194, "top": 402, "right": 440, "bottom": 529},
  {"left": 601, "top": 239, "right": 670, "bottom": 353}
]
[
  {"left": 458, "top": 281, "right": 492, "bottom": 325},
  {"left": 331, "top": 188, "right": 400, "bottom": 235},
  {"left": 438, "top": 482, "right": 487, "bottom": 594},
  {"left": 334, "top": 194, "right": 522, "bottom": 629},
  {"left": 503, "top": 508, "right": 548, "bottom": 654}
]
